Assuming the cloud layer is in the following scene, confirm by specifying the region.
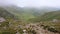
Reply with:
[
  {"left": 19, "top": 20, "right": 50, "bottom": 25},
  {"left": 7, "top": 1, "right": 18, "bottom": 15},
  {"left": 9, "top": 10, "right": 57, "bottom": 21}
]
[{"left": 0, "top": 0, "right": 60, "bottom": 7}]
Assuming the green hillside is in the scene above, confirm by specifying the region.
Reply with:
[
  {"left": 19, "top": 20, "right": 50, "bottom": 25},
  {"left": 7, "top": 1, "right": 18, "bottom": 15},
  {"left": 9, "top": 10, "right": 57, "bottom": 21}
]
[
  {"left": 40, "top": 11, "right": 60, "bottom": 21},
  {"left": 32, "top": 11, "right": 60, "bottom": 32},
  {"left": 3, "top": 5, "right": 60, "bottom": 22},
  {"left": 0, "top": 7, "right": 15, "bottom": 20},
  {"left": 3, "top": 5, "right": 43, "bottom": 21},
  {"left": 30, "top": 11, "right": 60, "bottom": 22},
  {"left": 0, "top": 5, "right": 60, "bottom": 34}
]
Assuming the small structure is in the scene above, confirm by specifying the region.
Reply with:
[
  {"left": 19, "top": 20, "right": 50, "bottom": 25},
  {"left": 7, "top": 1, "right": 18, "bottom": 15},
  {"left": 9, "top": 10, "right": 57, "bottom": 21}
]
[{"left": 0, "top": 17, "right": 6, "bottom": 22}]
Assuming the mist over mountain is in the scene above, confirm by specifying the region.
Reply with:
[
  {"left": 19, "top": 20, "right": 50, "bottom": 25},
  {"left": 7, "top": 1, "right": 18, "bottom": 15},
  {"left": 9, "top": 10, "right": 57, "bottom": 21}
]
[
  {"left": 0, "top": 4, "right": 60, "bottom": 34},
  {"left": 0, "top": 5, "right": 60, "bottom": 21},
  {"left": 0, "top": 0, "right": 60, "bottom": 34}
]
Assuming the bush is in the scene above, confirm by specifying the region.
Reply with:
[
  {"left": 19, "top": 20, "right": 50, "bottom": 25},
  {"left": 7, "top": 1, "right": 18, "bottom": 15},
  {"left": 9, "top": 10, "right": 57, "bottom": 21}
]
[
  {"left": 31, "top": 30, "right": 36, "bottom": 34},
  {"left": 48, "top": 27, "right": 58, "bottom": 33},
  {"left": 2, "top": 31, "right": 16, "bottom": 34},
  {"left": 2, "top": 31, "right": 10, "bottom": 34},
  {"left": 43, "top": 26, "right": 49, "bottom": 29}
]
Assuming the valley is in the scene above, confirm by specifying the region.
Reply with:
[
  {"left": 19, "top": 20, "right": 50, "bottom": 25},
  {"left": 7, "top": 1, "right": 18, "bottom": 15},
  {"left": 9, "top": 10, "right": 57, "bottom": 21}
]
[{"left": 0, "top": 5, "right": 60, "bottom": 34}]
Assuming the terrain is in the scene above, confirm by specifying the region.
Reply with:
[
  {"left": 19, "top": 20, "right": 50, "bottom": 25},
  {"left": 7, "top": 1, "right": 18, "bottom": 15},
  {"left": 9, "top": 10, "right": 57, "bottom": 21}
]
[{"left": 0, "top": 5, "right": 60, "bottom": 34}]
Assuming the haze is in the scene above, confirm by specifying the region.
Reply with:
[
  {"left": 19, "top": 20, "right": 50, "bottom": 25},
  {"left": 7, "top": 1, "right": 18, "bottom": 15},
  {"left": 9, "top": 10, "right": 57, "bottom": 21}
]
[{"left": 0, "top": 0, "right": 60, "bottom": 8}]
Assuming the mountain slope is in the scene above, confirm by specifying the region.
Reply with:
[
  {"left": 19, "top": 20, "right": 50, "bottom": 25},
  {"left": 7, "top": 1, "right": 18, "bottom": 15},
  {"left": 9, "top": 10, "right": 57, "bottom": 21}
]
[
  {"left": 3, "top": 5, "right": 42, "bottom": 21},
  {"left": 40, "top": 11, "right": 60, "bottom": 21},
  {"left": 28, "top": 10, "right": 60, "bottom": 22},
  {"left": 0, "top": 7, "right": 15, "bottom": 20},
  {"left": 2, "top": 5, "right": 60, "bottom": 21}
]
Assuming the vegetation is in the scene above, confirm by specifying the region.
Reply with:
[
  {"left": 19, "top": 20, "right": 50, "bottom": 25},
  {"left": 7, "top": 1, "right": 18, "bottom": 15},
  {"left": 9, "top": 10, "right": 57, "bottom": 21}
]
[{"left": 0, "top": 5, "right": 60, "bottom": 34}]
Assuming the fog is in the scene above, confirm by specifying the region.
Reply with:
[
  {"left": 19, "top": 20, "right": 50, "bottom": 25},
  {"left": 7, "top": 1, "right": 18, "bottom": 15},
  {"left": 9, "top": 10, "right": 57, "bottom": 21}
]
[{"left": 0, "top": 0, "right": 60, "bottom": 8}]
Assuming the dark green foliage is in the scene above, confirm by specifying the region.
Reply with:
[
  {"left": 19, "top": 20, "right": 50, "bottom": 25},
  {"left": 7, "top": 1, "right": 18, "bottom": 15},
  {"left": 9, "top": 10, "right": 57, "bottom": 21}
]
[
  {"left": 19, "top": 28, "right": 23, "bottom": 34},
  {"left": 2, "top": 31, "right": 11, "bottom": 34},
  {"left": 26, "top": 28, "right": 36, "bottom": 34},
  {"left": 1, "top": 31, "right": 16, "bottom": 34},
  {"left": 31, "top": 30, "right": 36, "bottom": 34},
  {"left": 48, "top": 27, "right": 59, "bottom": 33},
  {"left": 43, "top": 26, "right": 49, "bottom": 29},
  {"left": 0, "top": 21, "right": 9, "bottom": 27}
]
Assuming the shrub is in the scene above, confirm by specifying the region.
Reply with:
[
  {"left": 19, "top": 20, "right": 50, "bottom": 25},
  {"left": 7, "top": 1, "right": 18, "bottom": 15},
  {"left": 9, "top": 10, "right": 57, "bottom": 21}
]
[{"left": 48, "top": 27, "right": 58, "bottom": 33}]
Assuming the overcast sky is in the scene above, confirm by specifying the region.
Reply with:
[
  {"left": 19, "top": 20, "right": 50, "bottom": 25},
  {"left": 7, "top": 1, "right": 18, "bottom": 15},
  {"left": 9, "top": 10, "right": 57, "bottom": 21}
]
[{"left": 0, "top": 0, "right": 60, "bottom": 8}]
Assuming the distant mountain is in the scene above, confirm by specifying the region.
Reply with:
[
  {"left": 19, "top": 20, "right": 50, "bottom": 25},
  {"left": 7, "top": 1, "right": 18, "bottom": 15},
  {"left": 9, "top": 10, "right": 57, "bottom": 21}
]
[
  {"left": 2, "top": 5, "right": 42, "bottom": 21},
  {"left": 1, "top": 5, "right": 60, "bottom": 21}
]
